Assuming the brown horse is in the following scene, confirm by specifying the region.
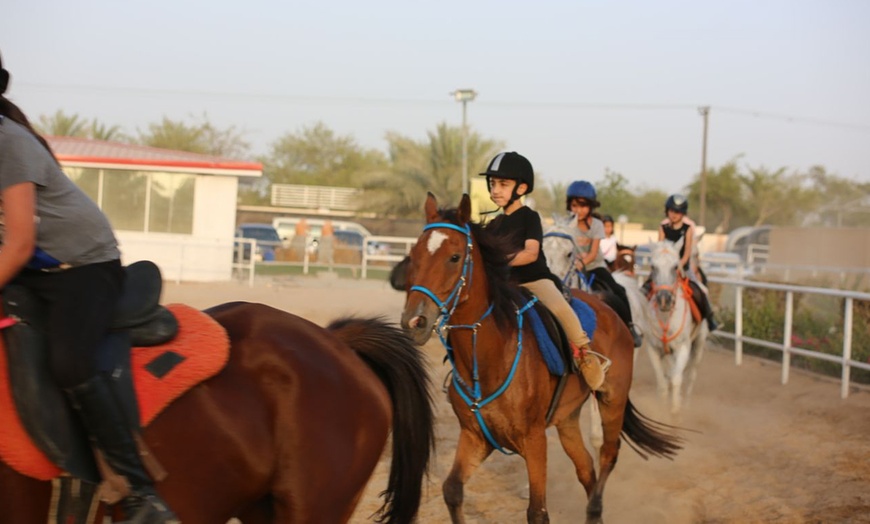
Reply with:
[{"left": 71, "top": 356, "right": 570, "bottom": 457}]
[
  {"left": 0, "top": 301, "right": 434, "bottom": 524},
  {"left": 394, "top": 194, "right": 681, "bottom": 524}
]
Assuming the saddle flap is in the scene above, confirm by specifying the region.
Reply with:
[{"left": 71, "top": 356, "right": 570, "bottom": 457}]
[{"left": 1, "top": 285, "right": 99, "bottom": 481}]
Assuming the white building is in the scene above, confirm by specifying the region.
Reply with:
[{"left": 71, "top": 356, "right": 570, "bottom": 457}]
[{"left": 48, "top": 136, "right": 262, "bottom": 282}]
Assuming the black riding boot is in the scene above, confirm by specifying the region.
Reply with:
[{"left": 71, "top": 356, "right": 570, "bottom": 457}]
[
  {"left": 66, "top": 374, "right": 179, "bottom": 524},
  {"left": 629, "top": 323, "right": 643, "bottom": 347},
  {"left": 697, "top": 291, "right": 719, "bottom": 331}
]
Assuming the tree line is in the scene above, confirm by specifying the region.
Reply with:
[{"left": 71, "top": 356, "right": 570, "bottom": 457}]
[{"left": 37, "top": 111, "right": 870, "bottom": 231}]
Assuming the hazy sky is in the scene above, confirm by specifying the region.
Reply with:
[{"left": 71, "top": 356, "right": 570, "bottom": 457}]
[{"left": 3, "top": 0, "right": 869, "bottom": 192}]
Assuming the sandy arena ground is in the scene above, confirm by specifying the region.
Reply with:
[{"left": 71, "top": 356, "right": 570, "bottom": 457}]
[{"left": 164, "top": 275, "right": 870, "bottom": 524}]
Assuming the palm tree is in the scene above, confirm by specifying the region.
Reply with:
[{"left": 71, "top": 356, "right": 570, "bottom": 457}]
[
  {"left": 362, "top": 123, "right": 503, "bottom": 218},
  {"left": 36, "top": 110, "right": 88, "bottom": 137}
]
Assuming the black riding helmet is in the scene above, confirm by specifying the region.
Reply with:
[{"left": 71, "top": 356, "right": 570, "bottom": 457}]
[
  {"left": 665, "top": 193, "right": 688, "bottom": 214},
  {"left": 479, "top": 152, "right": 534, "bottom": 208}
]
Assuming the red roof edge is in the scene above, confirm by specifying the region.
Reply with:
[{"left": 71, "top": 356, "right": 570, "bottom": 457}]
[{"left": 56, "top": 155, "right": 263, "bottom": 172}]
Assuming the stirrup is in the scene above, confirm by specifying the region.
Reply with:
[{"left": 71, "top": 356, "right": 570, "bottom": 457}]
[{"left": 587, "top": 350, "right": 612, "bottom": 374}]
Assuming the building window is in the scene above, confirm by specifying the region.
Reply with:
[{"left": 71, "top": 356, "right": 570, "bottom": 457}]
[
  {"left": 103, "top": 170, "right": 148, "bottom": 231},
  {"left": 64, "top": 167, "right": 195, "bottom": 234},
  {"left": 149, "top": 173, "right": 195, "bottom": 234}
]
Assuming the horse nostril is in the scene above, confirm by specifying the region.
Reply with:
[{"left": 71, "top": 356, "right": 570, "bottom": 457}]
[{"left": 409, "top": 315, "right": 426, "bottom": 330}]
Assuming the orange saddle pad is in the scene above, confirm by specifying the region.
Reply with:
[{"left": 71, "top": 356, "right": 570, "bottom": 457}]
[{"left": 0, "top": 303, "right": 229, "bottom": 480}]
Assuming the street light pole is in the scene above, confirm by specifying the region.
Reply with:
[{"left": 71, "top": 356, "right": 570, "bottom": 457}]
[
  {"left": 451, "top": 89, "right": 477, "bottom": 196},
  {"left": 698, "top": 105, "right": 710, "bottom": 229}
]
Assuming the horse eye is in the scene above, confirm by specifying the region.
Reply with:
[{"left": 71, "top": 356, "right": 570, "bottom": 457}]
[{"left": 450, "top": 254, "right": 461, "bottom": 263}]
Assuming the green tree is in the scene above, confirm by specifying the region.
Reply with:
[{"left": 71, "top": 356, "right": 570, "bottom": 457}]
[
  {"left": 263, "top": 122, "right": 385, "bottom": 188},
  {"left": 595, "top": 170, "right": 636, "bottom": 220},
  {"left": 89, "top": 121, "right": 127, "bottom": 142},
  {"left": 687, "top": 160, "right": 748, "bottom": 233},
  {"left": 531, "top": 180, "right": 568, "bottom": 221},
  {"left": 362, "top": 123, "right": 503, "bottom": 218},
  {"left": 741, "top": 166, "right": 812, "bottom": 226},
  {"left": 138, "top": 115, "right": 250, "bottom": 157},
  {"left": 36, "top": 110, "right": 89, "bottom": 137},
  {"left": 804, "top": 166, "right": 870, "bottom": 227}
]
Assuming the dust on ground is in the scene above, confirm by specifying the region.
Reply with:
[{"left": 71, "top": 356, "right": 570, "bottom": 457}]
[{"left": 165, "top": 277, "right": 870, "bottom": 524}]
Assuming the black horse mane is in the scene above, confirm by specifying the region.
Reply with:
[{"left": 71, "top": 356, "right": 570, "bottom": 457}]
[{"left": 438, "top": 207, "right": 525, "bottom": 329}]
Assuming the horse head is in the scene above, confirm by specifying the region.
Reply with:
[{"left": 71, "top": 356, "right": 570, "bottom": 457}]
[
  {"left": 399, "top": 192, "right": 474, "bottom": 345},
  {"left": 650, "top": 241, "right": 682, "bottom": 313},
  {"left": 542, "top": 214, "right": 579, "bottom": 289},
  {"left": 612, "top": 244, "right": 637, "bottom": 275}
]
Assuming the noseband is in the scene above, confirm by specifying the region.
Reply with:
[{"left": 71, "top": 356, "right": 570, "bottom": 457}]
[{"left": 649, "top": 266, "right": 690, "bottom": 351}]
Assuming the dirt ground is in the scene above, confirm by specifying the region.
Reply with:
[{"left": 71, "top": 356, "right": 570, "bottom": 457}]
[{"left": 164, "top": 275, "right": 870, "bottom": 524}]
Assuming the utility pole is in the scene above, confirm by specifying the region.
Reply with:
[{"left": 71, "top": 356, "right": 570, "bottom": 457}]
[
  {"left": 451, "top": 89, "right": 477, "bottom": 196},
  {"left": 698, "top": 106, "right": 710, "bottom": 229}
]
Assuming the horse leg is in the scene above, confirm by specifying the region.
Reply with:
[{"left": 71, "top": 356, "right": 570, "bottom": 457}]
[
  {"left": 645, "top": 345, "right": 669, "bottom": 400},
  {"left": 586, "top": 393, "right": 627, "bottom": 519},
  {"left": 443, "top": 428, "right": 492, "bottom": 524},
  {"left": 670, "top": 345, "right": 691, "bottom": 416},
  {"left": 683, "top": 328, "right": 708, "bottom": 403},
  {"left": 523, "top": 429, "right": 550, "bottom": 524},
  {"left": 554, "top": 408, "right": 597, "bottom": 497}
]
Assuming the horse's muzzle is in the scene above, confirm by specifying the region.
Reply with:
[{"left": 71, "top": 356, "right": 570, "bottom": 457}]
[
  {"left": 400, "top": 302, "right": 436, "bottom": 345},
  {"left": 655, "top": 290, "right": 675, "bottom": 312}
]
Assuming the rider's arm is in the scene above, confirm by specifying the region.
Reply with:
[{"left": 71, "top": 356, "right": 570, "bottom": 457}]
[
  {"left": 0, "top": 182, "right": 37, "bottom": 288},
  {"left": 681, "top": 225, "right": 694, "bottom": 270},
  {"left": 576, "top": 238, "right": 601, "bottom": 267},
  {"left": 658, "top": 225, "right": 666, "bottom": 242},
  {"left": 509, "top": 238, "right": 540, "bottom": 267}
]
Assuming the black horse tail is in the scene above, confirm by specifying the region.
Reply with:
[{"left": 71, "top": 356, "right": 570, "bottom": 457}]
[
  {"left": 620, "top": 398, "right": 683, "bottom": 460},
  {"left": 328, "top": 316, "right": 435, "bottom": 524}
]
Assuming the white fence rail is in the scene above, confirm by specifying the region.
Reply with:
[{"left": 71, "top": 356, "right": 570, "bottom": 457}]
[
  {"left": 707, "top": 276, "right": 870, "bottom": 399},
  {"left": 233, "top": 234, "right": 870, "bottom": 399}
]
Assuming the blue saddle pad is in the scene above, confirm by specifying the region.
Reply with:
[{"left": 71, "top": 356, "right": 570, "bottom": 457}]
[{"left": 525, "top": 297, "right": 597, "bottom": 376}]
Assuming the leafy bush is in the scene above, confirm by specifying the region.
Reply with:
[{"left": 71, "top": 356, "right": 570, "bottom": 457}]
[{"left": 712, "top": 283, "right": 870, "bottom": 385}]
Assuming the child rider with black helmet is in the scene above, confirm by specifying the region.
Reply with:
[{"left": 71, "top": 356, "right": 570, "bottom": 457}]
[
  {"left": 658, "top": 193, "right": 719, "bottom": 331},
  {"left": 481, "top": 152, "right": 607, "bottom": 390}
]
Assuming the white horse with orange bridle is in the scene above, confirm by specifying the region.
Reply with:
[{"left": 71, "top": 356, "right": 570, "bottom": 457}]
[{"left": 646, "top": 240, "right": 708, "bottom": 417}]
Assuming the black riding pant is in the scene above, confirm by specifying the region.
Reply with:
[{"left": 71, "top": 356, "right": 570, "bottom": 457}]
[
  {"left": 587, "top": 267, "right": 634, "bottom": 324},
  {"left": 12, "top": 260, "right": 124, "bottom": 388}
]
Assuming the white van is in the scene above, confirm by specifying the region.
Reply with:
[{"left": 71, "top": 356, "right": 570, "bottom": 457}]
[{"left": 272, "top": 217, "right": 371, "bottom": 245}]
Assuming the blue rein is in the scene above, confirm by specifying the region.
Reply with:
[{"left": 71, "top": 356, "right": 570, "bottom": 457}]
[{"left": 410, "top": 221, "right": 535, "bottom": 455}]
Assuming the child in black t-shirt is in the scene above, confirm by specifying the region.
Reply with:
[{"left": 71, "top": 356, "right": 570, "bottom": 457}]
[{"left": 481, "top": 152, "right": 606, "bottom": 390}]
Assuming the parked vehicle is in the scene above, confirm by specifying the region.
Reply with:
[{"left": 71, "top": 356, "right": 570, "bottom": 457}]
[
  {"left": 272, "top": 217, "right": 372, "bottom": 247},
  {"left": 235, "top": 223, "right": 282, "bottom": 262}
]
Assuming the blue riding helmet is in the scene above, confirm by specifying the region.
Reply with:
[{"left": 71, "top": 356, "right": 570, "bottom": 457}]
[{"left": 566, "top": 180, "right": 600, "bottom": 211}]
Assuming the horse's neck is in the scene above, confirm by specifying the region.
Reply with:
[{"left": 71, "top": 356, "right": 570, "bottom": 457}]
[{"left": 447, "top": 264, "right": 522, "bottom": 381}]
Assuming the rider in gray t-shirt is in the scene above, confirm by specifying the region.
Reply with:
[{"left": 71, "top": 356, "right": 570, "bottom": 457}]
[{"left": 0, "top": 53, "right": 178, "bottom": 523}]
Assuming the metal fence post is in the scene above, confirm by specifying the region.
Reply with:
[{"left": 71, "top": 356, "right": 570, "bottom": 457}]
[
  {"left": 842, "top": 297, "right": 854, "bottom": 399},
  {"left": 781, "top": 291, "right": 794, "bottom": 385},
  {"left": 735, "top": 284, "right": 744, "bottom": 365}
]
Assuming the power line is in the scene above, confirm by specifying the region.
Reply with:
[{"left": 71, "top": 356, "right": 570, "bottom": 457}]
[
  {"left": 716, "top": 105, "right": 870, "bottom": 133},
  {"left": 17, "top": 82, "right": 870, "bottom": 132}
]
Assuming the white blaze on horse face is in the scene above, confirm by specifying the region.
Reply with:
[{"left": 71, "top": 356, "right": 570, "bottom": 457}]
[{"left": 427, "top": 230, "right": 449, "bottom": 255}]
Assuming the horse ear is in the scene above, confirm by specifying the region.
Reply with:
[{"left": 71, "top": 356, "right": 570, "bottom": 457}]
[
  {"left": 424, "top": 192, "right": 439, "bottom": 223},
  {"left": 674, "top": 236, "right": 685, "bottom": 254},
  {"left": 458, "top": 193, "right": 471, "bottom": 223}
]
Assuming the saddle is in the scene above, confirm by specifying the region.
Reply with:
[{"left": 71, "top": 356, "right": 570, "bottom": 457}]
[
  {"left": 517, "top": 288, "right": 597, "bottom": 377},
  {"left": 0, "top": 261, "right": 178, "bottom": 482}
]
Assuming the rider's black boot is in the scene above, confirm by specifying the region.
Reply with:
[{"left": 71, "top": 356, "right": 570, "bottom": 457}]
[
  {"left": 65, "top": 374, "right": 180, "bottom": 524},
  {"left": 629, "top": 323, "right": 643, "bottom": 347},
  {"left": 706, "top": 315, "right": 720, "bottom": 332}
]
